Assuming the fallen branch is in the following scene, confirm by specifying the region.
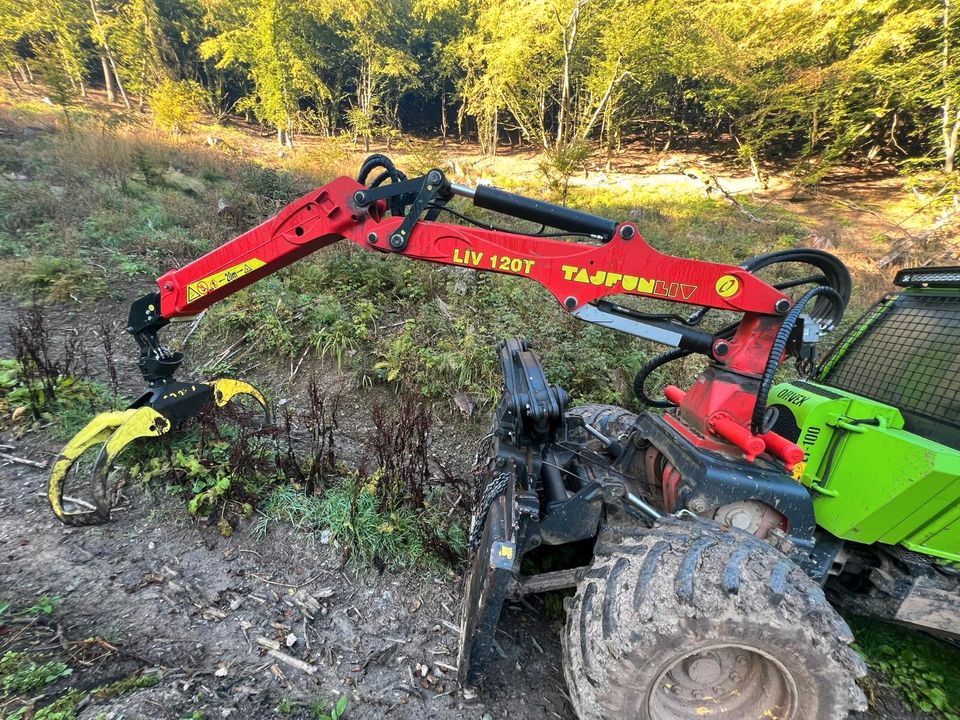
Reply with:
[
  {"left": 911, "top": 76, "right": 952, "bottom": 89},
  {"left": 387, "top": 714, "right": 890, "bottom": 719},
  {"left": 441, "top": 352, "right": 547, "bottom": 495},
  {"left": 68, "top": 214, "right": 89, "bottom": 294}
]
[
  {"left": 683, "top": 166, "right": 767, "bottom": 224},
  {"left": 0, "top": 452, "right": 46, "bottom": 469},
  {"left": 266, "top": 649, "right": 317, "bottom": 675},
  {"left": 256, "top": 636, "right": 281, "bottom": 651},
  {"left": 35, "top": 492, "right": 97, "bottom": 510},
  {"left": 249, "top": 571, "right": 329, "bottom": 590}
]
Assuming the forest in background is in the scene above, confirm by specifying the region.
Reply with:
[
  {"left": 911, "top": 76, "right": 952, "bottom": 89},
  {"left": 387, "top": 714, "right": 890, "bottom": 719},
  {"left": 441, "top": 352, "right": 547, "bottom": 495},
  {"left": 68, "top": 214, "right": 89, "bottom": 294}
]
[{"left": 2, "top": 0, "right": 960, "bottom": 184}]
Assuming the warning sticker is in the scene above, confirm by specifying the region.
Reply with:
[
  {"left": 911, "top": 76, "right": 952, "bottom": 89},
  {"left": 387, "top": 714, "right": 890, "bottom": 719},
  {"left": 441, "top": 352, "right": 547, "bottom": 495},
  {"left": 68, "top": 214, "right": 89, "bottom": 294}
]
[{"left": 186, "top": 258, "right": 266, "bottom": 304}]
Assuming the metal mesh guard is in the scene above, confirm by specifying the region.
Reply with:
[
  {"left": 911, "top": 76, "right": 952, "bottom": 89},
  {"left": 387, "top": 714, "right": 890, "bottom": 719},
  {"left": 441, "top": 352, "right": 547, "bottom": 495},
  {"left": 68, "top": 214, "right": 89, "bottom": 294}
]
[
  {"left": 895, "top": 266, "right": 960, "bottom": 288},
  {"left": 821, "top": 292, "right": 960, "bottom": 437}
]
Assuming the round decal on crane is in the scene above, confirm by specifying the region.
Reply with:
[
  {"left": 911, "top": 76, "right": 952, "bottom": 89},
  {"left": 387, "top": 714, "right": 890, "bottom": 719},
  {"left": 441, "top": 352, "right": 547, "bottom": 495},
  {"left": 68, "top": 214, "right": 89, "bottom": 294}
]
[{"left": 715, "top": 274, "right": 741, "bottom": 298}]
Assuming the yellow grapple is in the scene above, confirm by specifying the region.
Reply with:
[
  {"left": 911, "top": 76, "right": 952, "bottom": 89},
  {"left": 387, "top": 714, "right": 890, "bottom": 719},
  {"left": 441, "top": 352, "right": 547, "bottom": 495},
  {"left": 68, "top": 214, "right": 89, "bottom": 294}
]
[{"left": 49, "top": 378, "right": 267, "bottom": 525}]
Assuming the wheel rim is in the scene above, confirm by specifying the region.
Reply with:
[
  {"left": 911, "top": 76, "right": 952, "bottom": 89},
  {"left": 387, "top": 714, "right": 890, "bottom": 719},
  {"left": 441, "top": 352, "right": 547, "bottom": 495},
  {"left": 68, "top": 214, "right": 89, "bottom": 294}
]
[{"left": 647, "top": 643, "right": 799, "bottom": 720}]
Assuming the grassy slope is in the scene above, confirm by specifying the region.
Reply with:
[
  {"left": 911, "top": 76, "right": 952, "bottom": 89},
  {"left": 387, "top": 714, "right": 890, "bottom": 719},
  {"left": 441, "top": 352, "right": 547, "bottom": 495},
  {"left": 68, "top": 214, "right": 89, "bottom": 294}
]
[{"left": 0, "top": 88, "right": 901, "bottom": 411}]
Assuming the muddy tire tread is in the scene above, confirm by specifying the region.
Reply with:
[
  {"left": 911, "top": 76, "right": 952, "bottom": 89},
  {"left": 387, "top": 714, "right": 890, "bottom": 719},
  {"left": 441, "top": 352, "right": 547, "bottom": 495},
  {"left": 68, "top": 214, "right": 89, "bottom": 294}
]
[{"left": 562, "top": 520, "right": 867, "bottom": 720}]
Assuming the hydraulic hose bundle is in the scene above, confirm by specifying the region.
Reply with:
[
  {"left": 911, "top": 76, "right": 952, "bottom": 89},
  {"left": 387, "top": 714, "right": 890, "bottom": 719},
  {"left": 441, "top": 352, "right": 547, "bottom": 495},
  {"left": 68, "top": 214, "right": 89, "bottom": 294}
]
[{"left": 633, "top": 249, "right": 851, "bottom": 430}]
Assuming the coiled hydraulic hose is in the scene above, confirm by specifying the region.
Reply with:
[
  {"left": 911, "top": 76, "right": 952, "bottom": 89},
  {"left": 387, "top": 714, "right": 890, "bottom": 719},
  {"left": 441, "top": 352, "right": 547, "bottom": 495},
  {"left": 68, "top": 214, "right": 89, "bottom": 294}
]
[
  {"left": 358, "top": 153, "right": 411, "bottom": 217},
  {"left": 633, "top": 248, "right": 851, "bottom": 409}
]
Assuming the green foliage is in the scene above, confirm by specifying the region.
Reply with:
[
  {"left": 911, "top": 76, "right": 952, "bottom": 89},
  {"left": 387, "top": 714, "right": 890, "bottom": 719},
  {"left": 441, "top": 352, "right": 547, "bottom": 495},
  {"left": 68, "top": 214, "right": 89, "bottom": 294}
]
[
  {"left": 151, "top": 79, "right": 205, "bottom": 135},
  {"left": 199, "top": 0, "right": 338, "bottom": 141},
  {"left": 311, "top": 695, "right": 348, "bottom": 720},
  {"left": 0, "top": 652, "right": 72, "bottom": 695},
  {"left": 258, "top": 478, "right": 465, "bottom": 570},
  {"left": 539, "top": 141, "right": 592, "bottom": 202},
  {"left": 275, "top": 697, "right": 293, "bottom": 713},
  {"left": 850, "top": 616, "right": 960, "bottom": 719},
  {"left": 93, "top": 671, "right": 160, "bottom": 699},
  {"left": 28, "top": 689, "right": 84, "bottom": 720},
  {"left": 2, "top": 0, "right": 959, "bottom": 171},
  {"left": 0, "top": 356, "right": 116, "bottom": 436},
  {"left": 0, "top": 671, "right": 158, "bottom": 719},
  {"left": 24, "top": 595, "right": 59, "bottom": 618},
  {"left": 131, "top": 418, "right": 279, "bottom": 534}
]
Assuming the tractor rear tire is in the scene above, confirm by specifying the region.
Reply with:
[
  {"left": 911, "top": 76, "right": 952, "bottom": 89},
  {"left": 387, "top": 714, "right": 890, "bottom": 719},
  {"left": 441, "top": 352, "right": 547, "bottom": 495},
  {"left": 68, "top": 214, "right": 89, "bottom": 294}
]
[
  {"left": 562, "top": 520, "right": 866, "bottom": 720},
  {"left": 566, "top": 403, "right": 638, "bottom": 452}
]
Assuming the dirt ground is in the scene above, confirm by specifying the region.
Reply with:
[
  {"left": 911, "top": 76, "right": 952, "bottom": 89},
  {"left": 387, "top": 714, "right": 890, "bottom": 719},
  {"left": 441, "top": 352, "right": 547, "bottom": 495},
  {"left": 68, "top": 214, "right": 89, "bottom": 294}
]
[{"left": 0, "top": 447, "right": 578, "bottom": 719}]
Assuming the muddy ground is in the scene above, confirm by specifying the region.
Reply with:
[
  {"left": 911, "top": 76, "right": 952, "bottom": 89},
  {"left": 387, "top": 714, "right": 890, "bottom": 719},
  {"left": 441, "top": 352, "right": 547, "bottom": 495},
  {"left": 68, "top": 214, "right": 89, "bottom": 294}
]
[{"left": 1, "top": 436, "right": 577, "bottom": 720}]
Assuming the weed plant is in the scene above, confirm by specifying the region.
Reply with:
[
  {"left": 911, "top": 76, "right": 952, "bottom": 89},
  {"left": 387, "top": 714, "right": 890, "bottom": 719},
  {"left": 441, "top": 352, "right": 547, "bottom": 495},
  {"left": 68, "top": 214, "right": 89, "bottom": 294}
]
[{"left": 850, "top": 616, "right": 960, "bottom": 719}]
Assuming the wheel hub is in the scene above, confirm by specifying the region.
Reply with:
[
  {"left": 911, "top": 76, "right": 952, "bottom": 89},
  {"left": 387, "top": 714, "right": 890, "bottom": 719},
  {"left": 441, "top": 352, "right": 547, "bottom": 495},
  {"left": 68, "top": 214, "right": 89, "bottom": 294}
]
[
  {"left": 684, "top": 654, "right": 723, "bottom": 685},
  {"left": 649, "top": 643, "right": 799, "bottom": 720}
]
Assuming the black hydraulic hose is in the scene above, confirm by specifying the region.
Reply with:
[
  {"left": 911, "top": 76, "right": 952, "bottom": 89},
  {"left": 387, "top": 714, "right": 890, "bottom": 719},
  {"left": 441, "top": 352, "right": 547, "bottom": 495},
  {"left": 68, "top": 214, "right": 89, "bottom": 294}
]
[
  {"left": 358, "top": 154, "right": 398, "bottom": 185},
  {"left": 739, "top": 249, "right": 850, "bottom": 330},
  {"left": 750, "top": 285, "right": 843, "bottom": 434},
  {"left": 633, "top": 319, "right": 741, "bottom": 408},
  {"left": 358, "top": 154, "right": 410, "bottom": 217},
  {"left": 633, "top": 248, "right": 851, "bottom": 408},
  {"left": 633, "top": 348, "right": 690, "bottom": 408}
]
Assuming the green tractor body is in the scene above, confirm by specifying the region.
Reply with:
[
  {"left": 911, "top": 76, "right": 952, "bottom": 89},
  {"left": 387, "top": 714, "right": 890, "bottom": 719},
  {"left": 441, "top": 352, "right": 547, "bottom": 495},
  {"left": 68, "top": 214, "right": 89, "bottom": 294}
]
[{"left": 769, "top": 277, "right": 960, "bottom": 563}]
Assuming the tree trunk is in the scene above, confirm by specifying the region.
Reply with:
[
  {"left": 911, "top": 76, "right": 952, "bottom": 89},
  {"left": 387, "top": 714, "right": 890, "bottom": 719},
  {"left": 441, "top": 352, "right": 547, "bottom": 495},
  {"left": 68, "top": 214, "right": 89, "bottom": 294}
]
[
  {"left": 579, "top": 63, "right": 623, "bottom": 141},
  {"left": 111, "top": 60, "right": 131, "bottom": 109},
  {"left": 556, "top": 2, "right": 584, "bottom": 148},
  {"left": 99, "top": 48, "right": 116, "bottom": 103},
  {"left": 440, "top": 85, "right": 448, "bottom": 142},
  {"left": 7, "top": 65, "right": 21, "bottom": 90},
  {"left": 276, "top": 124, "right": 293, "bottom": 149},
  {"left": 944, "top": 0, "right": 958, "bottom": 172},
  {"left": 944, "top": 100, "right": 959, "bottom": 173},
  {"left": 138, "top": 57, "right": 147, "bottom": 110},
  {"left": 90, "top": 0, "right": 130, "bottom": 109}
]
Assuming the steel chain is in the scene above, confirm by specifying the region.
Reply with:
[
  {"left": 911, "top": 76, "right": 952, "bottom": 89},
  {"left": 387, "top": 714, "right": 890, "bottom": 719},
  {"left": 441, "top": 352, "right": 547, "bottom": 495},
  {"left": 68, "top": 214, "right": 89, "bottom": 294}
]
[{"left": 467, "top": 471, "right": 512, "bottom": 552}]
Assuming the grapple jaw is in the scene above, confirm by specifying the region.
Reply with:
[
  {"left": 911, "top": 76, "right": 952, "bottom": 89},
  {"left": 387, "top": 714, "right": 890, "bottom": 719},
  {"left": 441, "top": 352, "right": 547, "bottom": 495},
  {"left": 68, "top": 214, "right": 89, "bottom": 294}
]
[{"left": 47, "top": 377, "right": 269, "bottom": 526}]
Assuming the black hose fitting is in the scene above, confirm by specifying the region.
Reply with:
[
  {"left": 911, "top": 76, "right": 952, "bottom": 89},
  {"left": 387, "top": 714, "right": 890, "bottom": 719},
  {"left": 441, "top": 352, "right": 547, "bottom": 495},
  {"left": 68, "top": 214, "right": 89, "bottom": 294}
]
[{"left": 750, "top": 285, "right": 843, "bottom": 434}]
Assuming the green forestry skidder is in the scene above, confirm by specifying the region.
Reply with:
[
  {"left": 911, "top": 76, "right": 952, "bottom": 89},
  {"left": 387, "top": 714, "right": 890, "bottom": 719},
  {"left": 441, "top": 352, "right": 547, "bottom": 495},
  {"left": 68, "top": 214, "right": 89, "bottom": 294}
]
[{"left": 46, "top": 154, "right": 960, "bottom": 719}]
